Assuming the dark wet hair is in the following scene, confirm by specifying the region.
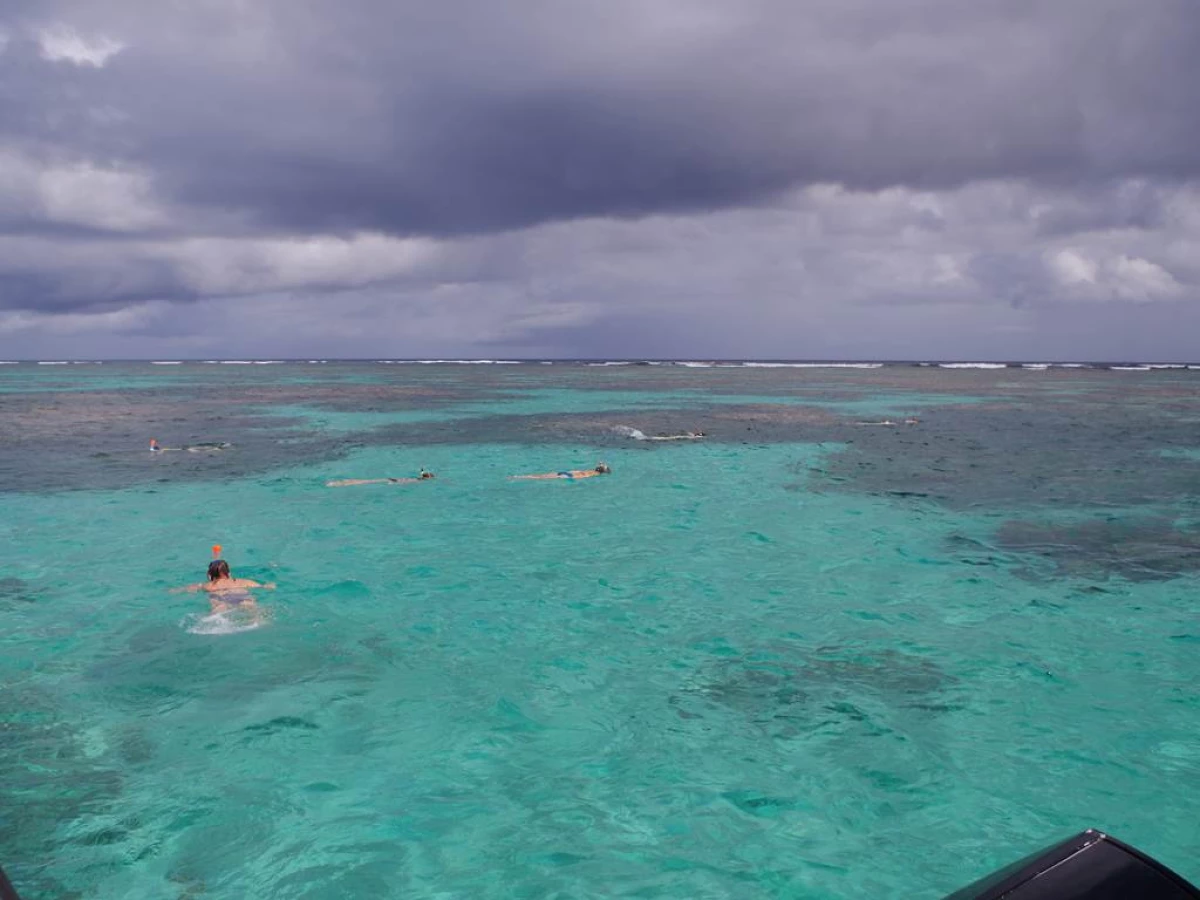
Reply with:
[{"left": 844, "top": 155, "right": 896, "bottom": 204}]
[
  {"left": 595, "top": 462, "right": 611, "bottom": 474},
  {"left": 207, "top": 559, "right": 230, "bottom": 581}
]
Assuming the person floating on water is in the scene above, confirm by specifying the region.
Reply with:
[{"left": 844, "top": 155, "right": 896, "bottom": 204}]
[
  {"left": 149, "top": 438, "right": 231, "bottom": 452},
  {"left": 512, "top": 463, "right": 611, "bottom": 481},
  {"left": 853, "top": 418, "right": 920, "bottom": 427},
  {"left": 326, "top": 469, "right": 436, "bottom": 487},
  {"left": 174, "top": 545, "right": 274, "bottom": 620},
  {"left": 614, "top": 426, "right": 705, "bottom": 441}
]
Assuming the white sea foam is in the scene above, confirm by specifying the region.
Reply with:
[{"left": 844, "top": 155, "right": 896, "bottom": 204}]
[
  {"left": 0, "top": 361, "right": 19, "bottom": 365},
  {"left": 252, "top": 360, "right": 284, "bottom": 364},
  {"left": 741, "top": 362, "right": 884, "bottom": 369},
  {"left": 938, "top": 363, "right": 1008, "bottom": 369},
  {"left": 1022, "top": 364, "right": 1051, "bottom": 370},
  {"left": 151, "top": 361, "right": 182, "bottom": 365},
  {"left": 385, "top": 359, "right": 523, "bottom": 365},
  {"left": 38, "top": 361, "right": 70, "bottom": 365},
  {"left": 219, "top": 360, "right": 254, "bottom": 365},
  {"left": 675, "top": 361, "right": 714, "bottom": 368},
  {"left": 1111, "top": 366, "right": 1151, "bottom": 371},
  {"left": 613, "top": 425, "right": 649, "bottom": 440},
  {"left": 588, "top": 361, "right": 632, "bottom": 366},
  {"left": 183, "top": 611, "right": 263, "bottom": 635},
  {"left": 1147, "top": 364, "right": 1186, "bottom": 369}
]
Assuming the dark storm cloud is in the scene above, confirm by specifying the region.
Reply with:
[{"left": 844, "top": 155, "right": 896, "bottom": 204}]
[
  {"left": 5, "top": 0, "right": 1200, "bottom": 240},
  {"left": 1, "top": 0, "right": 1198, "bottom": 357}
]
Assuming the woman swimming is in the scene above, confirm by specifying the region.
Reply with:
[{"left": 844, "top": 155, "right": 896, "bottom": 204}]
[
  {"left": 326, "top": 469, "right": 436, "bottom": 487},
  {"left": 177, "top": 559, "right": 275, "bottom": 616},
  {"left": 512, "top": 463, "right": 612, "bottom": 481}
]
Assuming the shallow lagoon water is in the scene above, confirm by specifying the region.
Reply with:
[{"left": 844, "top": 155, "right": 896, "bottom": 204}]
[{"left": 2, "top": 362, "right": 1199, "bottom": 898}]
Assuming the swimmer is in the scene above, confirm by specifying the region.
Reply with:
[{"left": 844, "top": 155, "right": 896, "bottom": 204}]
[
  {"left": 512, "top": 462, "right": 612, "bottom": 481},
  {"left": 854, "top": 418, "right": 920, "bottom": 427},
  {"left": 614, "top": 426, "right": 705, "bottom": 441},
  {"left": 175, "top": 557, "right": 274, "bottom": 617},
  {"left": 326, "top": 469, "right": 436, "bottom": 487},
  {"left": 150, "top": 438, "right": 162, "bottom": 453},
  {"left": 185, "top": 442, "right": 232, "bottom": 453}
]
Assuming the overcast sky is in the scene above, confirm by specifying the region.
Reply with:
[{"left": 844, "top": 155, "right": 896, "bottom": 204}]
[{"left": 1, "top": 0, "right": 1197, "bottom": 360}]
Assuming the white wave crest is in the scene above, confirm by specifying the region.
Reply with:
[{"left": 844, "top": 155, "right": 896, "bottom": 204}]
[
  {"left": 742, "top": 362, "right": 884, "bottom": 369},
  {"left": 938, "top": 363, "right": 1008, "bottom": 369}
]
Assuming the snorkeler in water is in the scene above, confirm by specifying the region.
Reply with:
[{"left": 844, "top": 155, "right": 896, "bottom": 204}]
[
  {"left": 326, "top": 469, "right": 436, "bottom": 487},
  {"left": 853, "top": 418, "right": 921, "bottom": 427},
  {"left": 149, "top": 438, "right": 231, "bottom": 452},
  {"left": 512, "top": 463, "right": 611, "bottom": 481},
  {"left": 174, "top": 548, "right": 274, "bottom": 616}
]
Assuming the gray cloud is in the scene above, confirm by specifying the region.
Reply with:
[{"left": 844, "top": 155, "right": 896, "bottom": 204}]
[
  {"left": 7, "top": 0, "right": 1200, "bottom": 236},
  {"left": 0, "top": 0, "right": 1197, "bottom": 357}
]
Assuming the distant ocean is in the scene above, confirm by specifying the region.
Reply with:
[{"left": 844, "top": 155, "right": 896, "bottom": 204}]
[{"left": 2, "top": 361, "right": 1199, "bottom": 898}]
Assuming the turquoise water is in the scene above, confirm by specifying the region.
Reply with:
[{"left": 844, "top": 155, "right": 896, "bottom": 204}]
[{"left": 2, "top": 363, "right": 1199, "bottom": 898}]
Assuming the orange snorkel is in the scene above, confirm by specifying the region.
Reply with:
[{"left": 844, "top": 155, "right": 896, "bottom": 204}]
[{"left": 212, "top": 544, "right": 222, "bottom": 559}]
